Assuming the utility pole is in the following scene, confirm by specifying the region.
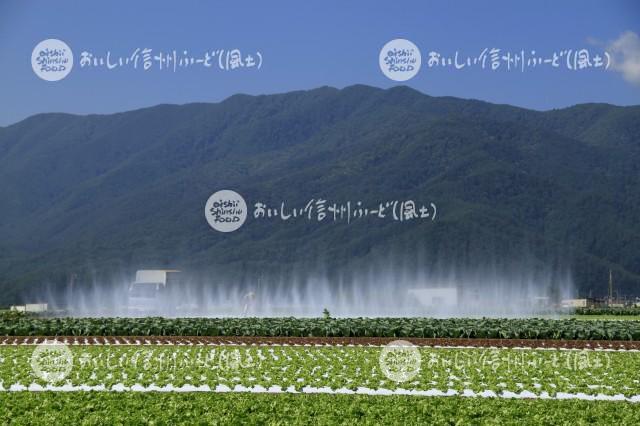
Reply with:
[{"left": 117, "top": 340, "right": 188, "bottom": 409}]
[
  {"left": 608, "top": 269, "right": 613, "bottom": 306},
  {"left": 68, "top": 272, "right": 77, "bottom": 312}
]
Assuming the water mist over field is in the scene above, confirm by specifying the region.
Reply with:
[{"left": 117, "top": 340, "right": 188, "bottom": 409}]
[{"left": 42, "top": 256, "right": 575, "bottom": 318}]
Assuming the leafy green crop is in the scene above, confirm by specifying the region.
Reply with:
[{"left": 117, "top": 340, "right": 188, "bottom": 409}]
[
  {"left": 1, "top": 345, "right": 638, "bottom": 398},
  {"left": 2, "top": 392, "right": 640, "bottom": 425},
  {"left": 576, "top": 307, "right": 640, "bottom": 316},
  {"left": 3, "top": 344, "right": 639, "bottom": 424},
  {"left": 2, "top": 317, "right": 640, "bottom": 340}
]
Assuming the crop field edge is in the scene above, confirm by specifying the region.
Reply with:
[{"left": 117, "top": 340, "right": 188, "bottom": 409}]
[
  {"left": 4, "top": 335, "right": 640, "bottom": 350},
  {"left": 4, "top": 317, "right": 640, "bottom": 341},
  {"left": 2, "top": 392, "right": 640, "bottom": 425}
]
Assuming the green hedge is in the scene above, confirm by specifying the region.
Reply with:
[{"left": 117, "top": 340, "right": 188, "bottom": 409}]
[
  {"left": 2, "top": 316, "right": 640, "bottom": 340},
  {"left": 575, "top": 307, "right": 640, "bottom": 316}
]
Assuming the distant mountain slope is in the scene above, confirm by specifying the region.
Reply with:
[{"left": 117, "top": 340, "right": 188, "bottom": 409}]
[{"left": 0, "top": 85, "right": 638, "bottom": 304}]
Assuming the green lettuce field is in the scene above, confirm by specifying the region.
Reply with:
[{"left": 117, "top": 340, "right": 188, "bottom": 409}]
[
  {"left": 2, "top": 315, "right": 640, "bottom": 424},
  {"left": 3, "top": 393, "right": 640, "bottom": 425}
]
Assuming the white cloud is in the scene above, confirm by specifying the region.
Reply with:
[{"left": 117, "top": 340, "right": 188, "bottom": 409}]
[{"left": 606, "top": 31, "right": 640, "bottom": 86}]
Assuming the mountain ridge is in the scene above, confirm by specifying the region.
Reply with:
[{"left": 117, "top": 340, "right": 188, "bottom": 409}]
[
  {"left": 4, "top": 84, "right": 638, "bottom": 132},
  {"left": 0, "top": 84, "right": 638, "bottom": 305}
]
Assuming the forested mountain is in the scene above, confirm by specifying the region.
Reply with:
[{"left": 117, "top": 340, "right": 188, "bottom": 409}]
[{"left": 0, "top": 85, "right": 638, "bottom": 305}]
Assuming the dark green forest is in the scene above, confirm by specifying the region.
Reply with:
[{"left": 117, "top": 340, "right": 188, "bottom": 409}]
[{"left": 0, "top": 85, "right": 638, "bottom": 305}]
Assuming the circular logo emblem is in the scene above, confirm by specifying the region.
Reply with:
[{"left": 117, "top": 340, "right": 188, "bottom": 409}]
[
  {"left": 30, "top": 341, "right": 73, "bottom": 383},
  {"left": 379, "top": 340, "right": 421, "bottom": 383},
  {"left": 205, "top": 189, "right": 248, "bottom": 232},
  {"left": 31, "top": 39, "right": 74, "bottom": 81},
  {"left": 379, "top": 39, "right": 421, "bottom": 82}
]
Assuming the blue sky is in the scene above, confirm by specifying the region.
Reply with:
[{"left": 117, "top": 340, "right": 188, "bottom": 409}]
[{"left": 1, "top": 0, "right": 639, "bottom": 126}]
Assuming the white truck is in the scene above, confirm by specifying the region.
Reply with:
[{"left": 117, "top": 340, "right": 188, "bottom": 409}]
[{"left": 127, "top": 269, "right": 180, "bottom": 315}]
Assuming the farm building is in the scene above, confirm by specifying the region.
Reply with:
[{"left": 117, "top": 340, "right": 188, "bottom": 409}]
[{"left": 9, "top": 303, "right": 48, "bottom": 313}]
